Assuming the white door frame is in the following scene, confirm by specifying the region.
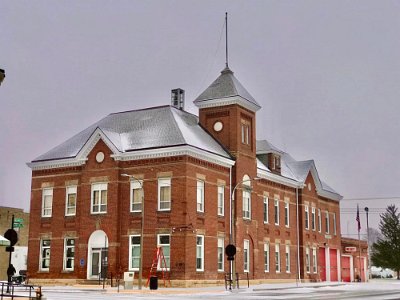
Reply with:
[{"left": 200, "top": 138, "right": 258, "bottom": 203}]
[{"left": 87, "top": 230, "right": 108, "bottom": 279}]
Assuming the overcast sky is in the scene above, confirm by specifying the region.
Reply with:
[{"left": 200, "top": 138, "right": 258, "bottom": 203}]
[{"left": 1, "top": 1, "right": 399, "bottom": 238}]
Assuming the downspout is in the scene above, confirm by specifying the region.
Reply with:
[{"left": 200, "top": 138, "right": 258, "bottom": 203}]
[
  {"left": 296, "top": 187, "right": 301, "bottom": 285},
  {"left": 229, "top": 166, "right": 233, "bottom": 279}
]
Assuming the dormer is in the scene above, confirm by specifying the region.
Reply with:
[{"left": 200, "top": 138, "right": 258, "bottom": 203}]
[
  {"left": 268, "top": 153, "right": 281, "bottom": 174},
  {"left": 256, "top": 140, "right": 283, "bottom": 175}
]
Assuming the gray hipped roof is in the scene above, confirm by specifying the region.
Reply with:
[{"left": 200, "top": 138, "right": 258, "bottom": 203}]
[
  {"left": 256, "top": 139, "right": 341, "bottom": 199},
  {"left": 32, "top": 106, "right": 231, "bottom": 162},
  {"left": 194, "top": 66, "right": 261, "bottom": 111}
]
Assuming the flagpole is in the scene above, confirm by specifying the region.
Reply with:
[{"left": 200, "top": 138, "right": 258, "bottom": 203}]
[{"left": 357, "top": 204, "right": 362, "bottom": 282}]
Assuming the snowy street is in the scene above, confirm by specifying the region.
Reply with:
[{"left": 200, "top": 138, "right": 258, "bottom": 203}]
[{"left": 35, "top": 280, "right": 400, "bottom": 300}]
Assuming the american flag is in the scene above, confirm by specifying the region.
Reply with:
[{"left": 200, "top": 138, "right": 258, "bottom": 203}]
[{"left": 356, "top": 204, "right": 361, "bottom": 232}]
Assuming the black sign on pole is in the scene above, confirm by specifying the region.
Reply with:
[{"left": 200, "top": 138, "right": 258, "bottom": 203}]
[
  {"left": 4, "top": 229, "right": 18, "bottom": 247},
  {"left": 225, "top": 244, "right": 236, "bottom": 261}
]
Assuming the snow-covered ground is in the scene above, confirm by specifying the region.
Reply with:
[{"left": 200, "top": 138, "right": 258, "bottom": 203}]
[{"left": 32, "top": 279, "right": 400, "bottom": 300}]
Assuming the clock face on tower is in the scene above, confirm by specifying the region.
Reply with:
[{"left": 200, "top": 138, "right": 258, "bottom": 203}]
[{"left": 213, "top": 121, "right": 223, "bottom": 132}]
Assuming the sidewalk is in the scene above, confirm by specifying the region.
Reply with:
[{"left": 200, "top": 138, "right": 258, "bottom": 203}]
[{"left": 101, "top": 281, "right": 347, "bottom": 295}]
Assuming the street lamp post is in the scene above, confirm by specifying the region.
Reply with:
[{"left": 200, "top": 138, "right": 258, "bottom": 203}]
[
  {"left": 230, "top": 177, "right": 260, "bottom": 287},
  {"left": 364, "top": 207, "right": 370, "bottom": 280},
  {"left": 121, "top": 174, "right": 144, "bottom": 290}
]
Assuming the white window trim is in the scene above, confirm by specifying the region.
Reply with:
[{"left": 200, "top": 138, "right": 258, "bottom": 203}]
[
  {"left": 130, "top": 180, "right": 143, "bottom": 213},
  {"left": 312, "top": 247, "right": 317, "bottom": 274},
  {"left": 197, "top": 180, "right": 204, "bottom": 213},
  {"left": 274, "top": 199, "right": 280, "bottom": 225},
  {"left": 325, "top": 211, "right": 330, "bottom": 234},
  {"left": 158, "top": 178, "right": 171, "bottom": 211},
  {"left": 306, "top": 247, "right": 310, "bottom": 273},
  {"left": 91, "top": 183, "right": 108, "bottom": 214},
  {"left": 311, "top": 207, "right": 316, "bottom": 231},
  {"left": 264, "top": 242, "right": 270, "bottom": 272},
  {"left": 244, "top": 239, "right": 250, "bottom": 273},
  {"left": 242, "top": 189, "right": 251, "bottom": 220},
  {"left": 333, "top": 213, "right": 337, "bottom": 236},
  {"left": 42, "top": 188, "right": 53, "bottom": 218},
  {"left": 263, "top": 196, "right": 269, "bottom": 224},
  {"left": 129, "top": 235, "right": 141, "bottom": 271},
  {"left": 318, "top": 208, "right": 322, "bottom": 233},
  {"left": 284, "top": 201, "right": 290, "bottom": 228},
  {"left": 65, "top": 186, "right": 77, "bottom": 216},
  {"left": 157, "top": 234, "right": 170, "bottom": 270},
  {"left": 275, "top": 244, "right": 281, "bottom": 273},
  {"left": 217, "top": 186, "right": 224, "bottom": 216},
  {"left": 63, "top": 238, "right": 75, "bottom": 271},
  {"left": 305, "top": 206, "right": 309, "bottom": 230},
  {"left": 285, "top": 245, "right": 290, "bottom": 273},
  {"left": 217, "top": 237, "right": 224, "bottom": 272},
  {"left": 40, "top": 239, "right": 51, "bottom": 271},
  {"left": 196, "top": 235, "right": 204, "bottom": 271}
]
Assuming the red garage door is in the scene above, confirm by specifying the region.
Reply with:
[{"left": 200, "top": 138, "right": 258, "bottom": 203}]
[
  {"left": 341, "top": 256, "right": 351, "bottom": 282},
  {"left": 319, "top": 248, "right": 326, "bottom": 281},
  {"left": 330, "top": 249, "right": 338, "bottom": 281}
]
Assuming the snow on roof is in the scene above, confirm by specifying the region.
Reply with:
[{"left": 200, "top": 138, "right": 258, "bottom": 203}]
[
  {"left": 256, "top": 139, "right": 341, "bottom": 200},
  {"left": 32, "top": 105, "right": 231, "bottom": 162},
  {"left": 194, "top": 66, "right": 261, "bottom": 112}
]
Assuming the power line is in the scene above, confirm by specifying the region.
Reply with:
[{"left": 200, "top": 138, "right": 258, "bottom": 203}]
[{"left": 341, "top": 197, "right": 400, "bottom": 201}]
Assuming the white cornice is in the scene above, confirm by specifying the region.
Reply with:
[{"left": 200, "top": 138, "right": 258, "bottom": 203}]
[
  {"left": 257, "top": 168, "right": 302, "bottom": 188},
  {"left": 27, "top": 158, "right": 87, "bottom": 171},
  {"left": 194, "top": 96, "right": 261, "bottom": 112},
  {"left": 112, "top": 145, "right": 235, "bottom": 168},
  {"left": 76, "top": 128, "right": 120, "bottom": 160},
  {"left": 28, "top": 145, "right": 235, "bottom": 170}
]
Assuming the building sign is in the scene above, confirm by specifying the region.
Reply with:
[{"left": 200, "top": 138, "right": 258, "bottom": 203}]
[{"left": 345, "top": 246, "right": 357, "bottom": 252}]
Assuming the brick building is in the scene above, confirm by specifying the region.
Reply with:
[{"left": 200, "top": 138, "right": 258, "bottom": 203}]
[
  {"left": 0, "top": 206, "right": 29, "bottom": 281},
  {"left": 27, "top": 65, "right": 343, "bottom": 285}
]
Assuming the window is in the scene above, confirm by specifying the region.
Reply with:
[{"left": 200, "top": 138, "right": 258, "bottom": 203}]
[
  {"left": 241, "top": 123, "right": 250, "bottom": 144},
  {"left": 274, "top": 199, "right": 279, "bottom": 225},
  {"left": 91, "top": 183, "right": 107, "bottom": 214},
  {"left": 217, "top": 238, "right": 224, "bottom": 271},
  {"left": 305, "top": 206, "right": 309, "bottom": 230},
  {"left": 42, "top": 188, "right": 53, "bottom": 217},
  {"left": 130, "top": 180, "right": 143, "bottom": 212},
  {"left": 272, "top": 155, "right": 281, "bottom": 170},
  {"left": 129, "top": 235, "right": 141, "bottom": 270},
  {"left": 263, "top": 197, "right": 269, "bottom": 223},
  {"left": 318, "top": 209, "right": 322, "bottom": 232},
  {"left": 264, "top": 243, "right": 269, "bottom": 272},
  {"left": 196, "top": 235, "right": 204, "bottom": 271},
  {"left": 325, "top": 211, "right": 330, "bottom": 234},
  {"left": 333, "top": 213, "right": 337, "bottom": 236},
  {"left": 306, "top": 247, "right": 310, "bottom": 273},
  {"left": 217, "top": 186, "right": 224, "bottom": 216},
  {"left": 157, "top": 234, "right": 170, "bottom": 270},
  {"left": 284, "top": 201, "right": 289, "bottom": 227},
  {"left": 197, "top": 180, "right": 204, "bottom": 212},
  {"left": 275, "top": 244, "right": 280, "bottom": 273},
  {"left": 63, "top": 238, "right": 75, "bottom": 271},
  {"left": 312, "top": 247, "right": 317, "bottom": 273},
  {"left": 40, "top": 239, "right": 51, "bottom": 271},
  {"left": 285, "top": 245, "right": 290, "bottom": 273},
  {"left": 244, "top": 240, "right": 250, "bottom": 272},
  {"left": 158, "top": 178, "right": 171, "bottom": 211},
  {"left": 311, "top": 207, "right": 316, "bottom": 231},
  {"left": 65, "top": 186, "right": 77, "bottom": 216},
  {"left": 243, "top": 189, "right": 251, "bottom": 219}
]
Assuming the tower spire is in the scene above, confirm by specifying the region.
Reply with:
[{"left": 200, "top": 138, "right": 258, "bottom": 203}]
[{"left": 225, "top": 12, "right": 229, "bottom": 68}]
